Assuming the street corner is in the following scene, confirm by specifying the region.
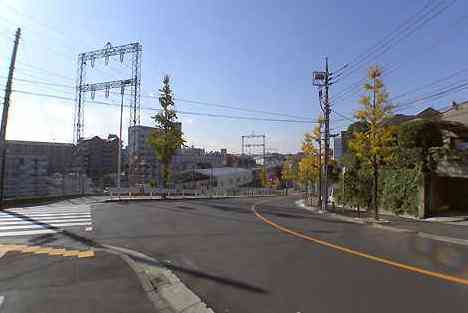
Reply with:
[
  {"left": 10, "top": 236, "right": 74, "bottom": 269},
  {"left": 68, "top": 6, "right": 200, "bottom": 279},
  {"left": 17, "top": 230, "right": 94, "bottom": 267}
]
[{"left": 0, "top": 243, "right": 95, "bottom": 259}]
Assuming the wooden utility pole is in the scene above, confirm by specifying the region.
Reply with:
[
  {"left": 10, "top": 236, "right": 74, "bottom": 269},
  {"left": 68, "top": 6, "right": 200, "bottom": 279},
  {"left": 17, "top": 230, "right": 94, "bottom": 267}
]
[
  {"left": 316, "top": 137, "right": 322, "bottom": 208},
  {"left": 0, "top": 28, "right": 21, "bottom": 205},
  {"left": 322, "top": 58, "right": 331, "bottom": 211}
]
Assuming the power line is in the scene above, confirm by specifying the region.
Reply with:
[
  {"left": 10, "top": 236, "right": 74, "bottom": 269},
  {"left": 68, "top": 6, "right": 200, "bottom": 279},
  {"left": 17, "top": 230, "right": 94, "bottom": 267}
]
[
  {"left": 390, "top": 68, "right": 468, "bottom": 102},
  {"left": 394, "top": 81, "right": 468, "bottom": 112},
  {"left": 333, "top": 1, "right": 458, "bottom": 103},
  {"left": 330, "top": 62, "right": 468, "bottom": 119},
  {"left": 341, "top": 1, "right": 456, "bottom": 81},
  {"left": 8, "top": 89, "right": 318, "bottom": 124},
  {"left": 1, "top": 4, "right": 128, "bottom": 81},
  {"left": 3, "top": 76, "right": 313, "bottom": 120},
  {"left": 339, "top": 1, "right": 439, "bottom": 79}
]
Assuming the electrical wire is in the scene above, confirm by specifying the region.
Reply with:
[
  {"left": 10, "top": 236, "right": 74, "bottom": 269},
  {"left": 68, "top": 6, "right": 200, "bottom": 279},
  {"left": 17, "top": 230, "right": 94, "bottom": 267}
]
[
  {"left": 333, "top": 1, "right": 458, "bottom": 104},
  {"left": 8, "top": 88, "right": 319, "bottom": 124},
  {"left": 2, "top": 76, "right": 313, "bottom": 120},
  {"left": 339, "top": 1, "right": 455, "bottom": 81}
]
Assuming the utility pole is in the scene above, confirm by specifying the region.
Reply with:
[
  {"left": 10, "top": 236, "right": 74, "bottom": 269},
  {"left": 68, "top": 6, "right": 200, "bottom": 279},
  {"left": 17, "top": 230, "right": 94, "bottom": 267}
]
[
  {"left": 372, "top": 73, "right": 379, "bottom": 220},
  {"left": 323, "top": 58, "right": 331, "bottom": 212},
  {"left": 313, "top": 57, "right": 332, "bottom": 211},
  {"left": 0, "top": 28, "right": 21, "bottom": 206}
]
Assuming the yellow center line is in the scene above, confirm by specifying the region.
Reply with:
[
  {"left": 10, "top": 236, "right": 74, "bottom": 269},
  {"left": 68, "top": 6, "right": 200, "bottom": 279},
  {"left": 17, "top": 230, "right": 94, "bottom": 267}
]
[{"left": 252, "top": 203, "right": 468, "bottom": 287}]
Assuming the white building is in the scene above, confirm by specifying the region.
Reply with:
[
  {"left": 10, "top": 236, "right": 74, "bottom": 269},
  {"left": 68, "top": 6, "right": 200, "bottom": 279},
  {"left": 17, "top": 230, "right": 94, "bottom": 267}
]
[
  {"left": 333, "top": 136, "right": 344, "bottom": 160},
  {"left": 128, "top": 125, "right": 227, "bottom": 185},
  {"left": 195, "top": 167, "right": 253, "bottom": 190}
]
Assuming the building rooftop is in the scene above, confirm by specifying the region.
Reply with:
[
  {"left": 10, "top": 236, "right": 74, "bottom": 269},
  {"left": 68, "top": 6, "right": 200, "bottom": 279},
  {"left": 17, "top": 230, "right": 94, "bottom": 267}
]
[{"left": 5, "top": 140, "right": 74, "bottom": 147}]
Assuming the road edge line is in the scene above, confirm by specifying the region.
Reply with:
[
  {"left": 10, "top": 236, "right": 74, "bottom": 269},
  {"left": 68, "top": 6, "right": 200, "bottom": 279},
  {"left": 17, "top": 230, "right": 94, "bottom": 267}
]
[{"left": 253, "top": 199, "right": 468, "bottom": 287}]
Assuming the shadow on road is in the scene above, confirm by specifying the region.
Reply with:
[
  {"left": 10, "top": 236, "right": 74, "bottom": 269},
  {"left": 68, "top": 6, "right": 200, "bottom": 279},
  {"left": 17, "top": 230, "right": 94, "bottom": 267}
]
[
  {"left": 196, "top": 202, "right": 251, "bottom": 214},
  {"left": 130, "top": 253, "right": 269, "bottom": 295},
  {"left": 0, "top": 209, "right": 101, "bottom": 248},
  {"left": 0, "top": 208, "right": 269, "bottom": 294}
]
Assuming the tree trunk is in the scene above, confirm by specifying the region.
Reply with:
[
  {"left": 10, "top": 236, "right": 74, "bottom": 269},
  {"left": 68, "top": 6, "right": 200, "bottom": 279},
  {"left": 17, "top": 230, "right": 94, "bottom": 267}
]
[
  {"left": 161, "top": 161, "right": 170, "bottom": 200},
  {"left": 373, "top": 158, "right": 379, "bottom": 220}
]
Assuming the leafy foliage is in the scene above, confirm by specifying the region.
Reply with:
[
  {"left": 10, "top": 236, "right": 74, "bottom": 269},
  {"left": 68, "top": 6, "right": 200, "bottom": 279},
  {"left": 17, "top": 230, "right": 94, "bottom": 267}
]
[
  {"left": 281, "top": 157, "right": 298, "bottom": 188},
  {"left": 398, "top": 119, "right": 443, "bottom": 172},
  {"left": 148, "top": 75, "right": 185, "bottom": 188},
  {"left": 259, "top": 167, "right": 268, "bottom": 188},
  {"left": 148, "top": 179, "right": 157, "bottom": 189},
  {"left": 380, "top": 167, "right": 421, "bottom": 215},
  {"left": 335, "top": 153, "right": 372, "bottom": 210},
  {"left": 298, "top": 118, "right": 322, "bottom": 186},
  {"left": 348, "top": 65, "right": 396, "bottom": 218}
]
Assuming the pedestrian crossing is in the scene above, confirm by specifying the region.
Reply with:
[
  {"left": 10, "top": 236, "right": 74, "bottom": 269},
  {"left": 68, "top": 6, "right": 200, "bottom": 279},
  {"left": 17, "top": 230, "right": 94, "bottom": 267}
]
[{"left": 0, "top": 205, "right": 93, "bottom": 237}]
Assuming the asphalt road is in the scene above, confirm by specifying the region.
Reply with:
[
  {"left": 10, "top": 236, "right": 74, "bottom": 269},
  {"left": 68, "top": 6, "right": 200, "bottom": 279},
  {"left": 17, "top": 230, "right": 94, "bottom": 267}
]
[
  {"left": 0, "top": 251, "right": 154, "bottom": 313},
  {"left": 85, "top": 196, "right": 468, "bottom": 313}
]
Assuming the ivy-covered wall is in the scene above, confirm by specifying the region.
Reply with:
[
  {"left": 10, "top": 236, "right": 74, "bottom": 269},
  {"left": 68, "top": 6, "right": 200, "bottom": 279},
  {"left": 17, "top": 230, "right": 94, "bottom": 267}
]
[{"left": 380, "top": 167, "right": 421, "bottom": 216}]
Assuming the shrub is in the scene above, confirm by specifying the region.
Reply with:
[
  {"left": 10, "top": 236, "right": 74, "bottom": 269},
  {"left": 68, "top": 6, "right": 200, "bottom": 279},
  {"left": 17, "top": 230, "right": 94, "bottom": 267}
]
[{"left": 380, "top": 167, "right": 421, "bottom": 216}]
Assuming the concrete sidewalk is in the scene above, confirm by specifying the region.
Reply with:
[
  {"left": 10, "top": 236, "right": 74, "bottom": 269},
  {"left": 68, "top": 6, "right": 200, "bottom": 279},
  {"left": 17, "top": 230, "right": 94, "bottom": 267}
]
[
  {"left": 297, "top": 199, "right": 468, "bottom": 246},
  {"left": 0, "top": 249, "right": 155, "bottom": 313}
]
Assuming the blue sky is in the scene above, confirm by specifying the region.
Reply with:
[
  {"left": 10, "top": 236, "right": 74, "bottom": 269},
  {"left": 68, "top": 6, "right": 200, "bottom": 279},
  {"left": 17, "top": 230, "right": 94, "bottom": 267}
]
[{"left": 1, "top": 0, "right": 468, "bottom": 153}]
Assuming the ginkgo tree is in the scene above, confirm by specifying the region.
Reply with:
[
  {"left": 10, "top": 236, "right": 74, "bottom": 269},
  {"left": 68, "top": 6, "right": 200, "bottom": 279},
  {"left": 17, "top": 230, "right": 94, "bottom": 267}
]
[
  {"left": 281, "top": 157, "right": 298, "bottom": 195},
  {"left": 298, "top": 117, "right": 323, "bottom": 204},
  {"left": 348, "top": 65, "right": 396, "bottom": 219},
  {"left": 148, "top": 75, "right": 185, "bottom": 193}
]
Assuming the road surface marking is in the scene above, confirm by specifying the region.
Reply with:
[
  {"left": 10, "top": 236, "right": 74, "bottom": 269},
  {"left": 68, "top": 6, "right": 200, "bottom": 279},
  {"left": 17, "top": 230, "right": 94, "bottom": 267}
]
[
  {"left": 48, "top": 248, "right": 66, "bottom": 255},
  {"left": 0, "top": 218, "right": 91, "bottom": 225},
  {"left": 6, "top": 208, "right": 89, "bottom": 212},
  {"left": 0, "top": 205, "right": 93, "bottom": 238},
  {"left": 0, "top": 229, "right": 57, "bottom": 237},
  {"left": 62, "top": 250, "right": 81, "bottom": 256},
  {"left": 21, "top": 246, "right": 41, "bottom": 253},
  {"left": 33, "top": 247, "right": 54, "bottom": 254},
  {"left": 0, "top": 212, "right": 91, "bottom": 219},
  {"left": 0, "top": 296, "right": 4, "bottom": 309},
  {"left": 77, "top": 250, "right": 95, "bottom": 258},
  {"left": 252, "top": 203, "right": 468, "bottom": 287},
  {"left": 0, "top": 244, "right": 94, "bottom": 258},
  {"left": 0, "top": 222, "right": 91, "bottom": 230}
]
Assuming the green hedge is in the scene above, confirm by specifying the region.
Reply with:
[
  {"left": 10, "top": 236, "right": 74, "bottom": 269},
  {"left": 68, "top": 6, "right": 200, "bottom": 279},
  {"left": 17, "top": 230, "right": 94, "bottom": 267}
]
[{"left": 380, "top": 167, "right": 421, "bottom": 216}]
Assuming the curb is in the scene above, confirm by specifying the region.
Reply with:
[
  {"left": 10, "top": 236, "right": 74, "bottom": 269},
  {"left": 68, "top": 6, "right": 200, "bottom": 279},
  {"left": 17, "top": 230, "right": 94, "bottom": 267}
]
[
  {"left": 295, "top": 199, "right": 468, "bottom": 246},
  {"left": 417, "top": 232, "right": 468, "bottom": 247},
  {"left": 104, "top": 194, "right": 281, "bottom": 203},
  {"left": 371, "top": 223, "right": 415, "bottom": 233},
  {"left": 103, "top": 245, "right": 215, "bottom": 313}
]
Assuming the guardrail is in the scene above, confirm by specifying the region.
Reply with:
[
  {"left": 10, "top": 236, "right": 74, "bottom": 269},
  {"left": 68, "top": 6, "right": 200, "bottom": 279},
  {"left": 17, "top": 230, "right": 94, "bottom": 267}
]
[{"left": 107, "top": 188, "right": 289, "bottom": 200}]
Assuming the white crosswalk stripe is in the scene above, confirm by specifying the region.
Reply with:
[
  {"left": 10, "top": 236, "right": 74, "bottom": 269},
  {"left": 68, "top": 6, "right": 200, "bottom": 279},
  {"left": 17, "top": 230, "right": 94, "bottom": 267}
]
[{"left": 0, "top": 205, "right": 93, "bottom": 237}]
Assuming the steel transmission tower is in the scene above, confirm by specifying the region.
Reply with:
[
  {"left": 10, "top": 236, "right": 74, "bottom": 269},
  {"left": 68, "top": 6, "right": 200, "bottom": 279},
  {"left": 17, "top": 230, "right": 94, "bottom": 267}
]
[
  {"left": 74, "top": 42, "right": 142, "bottom": 143},
  {"left": 74, "top": 42, "right": 142, "bottom": 193},
  {"left": 241, "top": 133, "right": 266, "bottom": 166}
]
